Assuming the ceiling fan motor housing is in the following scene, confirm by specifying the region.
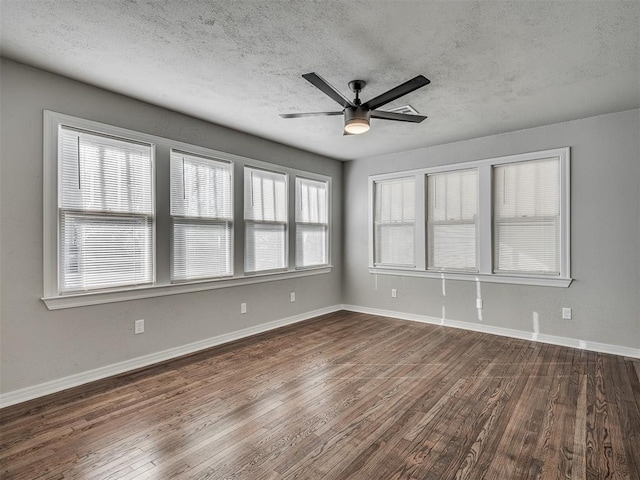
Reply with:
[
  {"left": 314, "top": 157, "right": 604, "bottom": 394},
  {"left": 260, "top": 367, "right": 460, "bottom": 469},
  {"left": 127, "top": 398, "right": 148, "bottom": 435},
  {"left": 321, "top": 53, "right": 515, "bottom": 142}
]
[{"left": 344, "top": 106, "right": 371, "bottom": 123}]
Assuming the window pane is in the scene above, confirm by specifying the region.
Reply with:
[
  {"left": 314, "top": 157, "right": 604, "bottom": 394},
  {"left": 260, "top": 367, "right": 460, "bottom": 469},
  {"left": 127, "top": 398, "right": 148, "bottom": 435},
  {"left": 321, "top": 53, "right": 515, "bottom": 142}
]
[
  {"left": 172, "top": 221, "right": 232, "bottom": 281},
  {"left": 427, "top": 169, "right": 477, "bottom": 271},
  {"left": 494, "top": 158, "right": 560, "bottom": 274},
  {"left": 374, "top": 177, "right": 415, "bottom": 266},
  {"left": 375, "top": 177, "right": 415, "bottom": 223},
  {"left": 60, "top": 128, "right": 153, "bottom": 214},
  {"left": 60, "top": 213, "right": 153, "bottom": 292},
  {"left": 296, "top": 225, "right": 327, "bottom": 267},
  {"left": 245, "top": 222, "right": 286, "bottom": 272},
  {"left": 375, "top": 224, "right": 415, "bottom": 266},
  {"left": 244, "top": 168, "right": 287, "bottom": 222},
  {"left": 170, "top": 153, "right": 232, "bottom": 219},
  {"left": 170, "top": 152, "right": 233, "bottom": 281},
  {"left": 58, "top": 127, "right": 154, "bottom": 293},
  {"left": 244, "top": 168, "right": 288, "bottom": 273},
  {"left": 296, "top": 178, "right": 328, "bottom": 224},
  {"left": 296, "top": 177, "right": 329, "bottom": 268},
  {"left": 430, "top": 224, "right": 477, "bottom": 270}
]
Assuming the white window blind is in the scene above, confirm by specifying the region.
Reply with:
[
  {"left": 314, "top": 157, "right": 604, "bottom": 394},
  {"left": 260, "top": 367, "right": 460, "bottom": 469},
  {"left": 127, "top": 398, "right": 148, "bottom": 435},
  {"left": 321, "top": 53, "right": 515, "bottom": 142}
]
[
  {"left": 170, "top": 151, "right": 233, "bottom": 281},
  {"left": 427, "top": 169, "right": 478, "bottom": 271},
  {"left": 244, "top": 167, "right": 288, "bottom": 272},
  {"left": 494, "top": 158, "right": 560, "bottom": 275},
  {"left": 58, "top": 127, "right": 154, "bottom": 292},
  {"left": 295, "top": 177, "right": 329, "bottom": 268},
  {"left": 374, "top": 177, "right": 415, "bottom": 266}
]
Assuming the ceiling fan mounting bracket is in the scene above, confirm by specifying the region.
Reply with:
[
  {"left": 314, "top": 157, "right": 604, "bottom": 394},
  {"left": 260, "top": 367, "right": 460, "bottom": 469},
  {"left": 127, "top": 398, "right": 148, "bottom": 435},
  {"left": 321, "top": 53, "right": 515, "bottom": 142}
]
[{"left": 348, "top": 80, "right": 366, "bottom": 94}]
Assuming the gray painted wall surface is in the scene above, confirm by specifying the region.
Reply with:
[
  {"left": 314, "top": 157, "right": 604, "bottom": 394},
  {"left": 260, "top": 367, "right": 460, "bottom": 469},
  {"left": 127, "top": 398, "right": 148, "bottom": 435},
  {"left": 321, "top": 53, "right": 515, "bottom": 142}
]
[
  {"left": 0, "top": 59, "right": 343, "bottom": 394},
  {"left": 343, "top": 109, "right": 640, "bottom": 350},
  {"left": 1, "top": 56, "right": 638, "bottom": 397}
]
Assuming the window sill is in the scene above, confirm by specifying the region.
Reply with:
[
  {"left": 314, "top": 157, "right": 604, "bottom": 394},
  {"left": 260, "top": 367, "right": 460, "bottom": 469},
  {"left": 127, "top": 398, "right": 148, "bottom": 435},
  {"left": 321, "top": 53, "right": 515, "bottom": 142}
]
[
  {"left": 42, "top": 266, "right": 333, "bottom": 310},
  {"left": 369, "top": 267, "right": 572, "bottom": 288}
]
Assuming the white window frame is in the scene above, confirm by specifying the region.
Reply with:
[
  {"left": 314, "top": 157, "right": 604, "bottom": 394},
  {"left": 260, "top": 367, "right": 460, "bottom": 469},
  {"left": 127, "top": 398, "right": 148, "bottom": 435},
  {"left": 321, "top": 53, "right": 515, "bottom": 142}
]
[
  {"left": 243, "top": 166, "right": 290, "bottom": 274},
  {"left": 372, "top": 176, "right": 418, "bottom": 268},
  {"left": 170, "top": 150, "right": 234, "bottom": 282},
  {"left": 295, "top": 176, "right": 331, "bottom": 269},
  {"left": 426, "top": 168, "right": 479, "bottom": 273},
  {"left": 368, "top": 147, "right": 571, "bottom": 287},
  {"left": 43, "top": 111, "right": 332, "bottom": 310}
]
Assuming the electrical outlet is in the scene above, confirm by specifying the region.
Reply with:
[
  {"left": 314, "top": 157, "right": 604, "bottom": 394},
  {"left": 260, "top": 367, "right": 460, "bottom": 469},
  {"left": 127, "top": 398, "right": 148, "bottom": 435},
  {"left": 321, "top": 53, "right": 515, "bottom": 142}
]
[
  {"left": 134, "top": 319, "right": 144, "bottom": 334},
  {"left": 391, "top": 289, "right": 397, "bottom": 298},
  {"left": 290, "top": 292, "right": 296, "bottom": 302},
  {"left": 476, "top": 298, "right": 483, "bottom": 309},
  {"left": 562, "top": 307, "right": 572, "bottom": 320},
  {"left": 241, "top": 303, "right": 247, "bottom": 314}
]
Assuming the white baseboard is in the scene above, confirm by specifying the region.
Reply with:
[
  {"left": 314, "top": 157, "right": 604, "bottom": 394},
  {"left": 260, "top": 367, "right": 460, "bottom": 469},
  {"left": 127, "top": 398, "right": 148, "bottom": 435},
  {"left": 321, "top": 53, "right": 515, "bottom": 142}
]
[
  {"left": 342, "top": 304, "right": 640, "bottom": 359},
  {"left": 0, "top": 305, "right": 343, "bottom": 408},
  {"left": 3, "top": 304, "right": 636, "bottom": 408}
]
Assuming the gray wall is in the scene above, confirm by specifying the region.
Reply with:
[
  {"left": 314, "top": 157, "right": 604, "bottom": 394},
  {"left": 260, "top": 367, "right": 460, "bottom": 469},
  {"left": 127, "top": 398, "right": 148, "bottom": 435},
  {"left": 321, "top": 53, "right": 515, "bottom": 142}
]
[
  {"left": 0, "top": 59, "right": 343, "bottom": 394},
  {"left": 343, "top": 109, "right": 640, "bottom": 350},
  {"left": 1, "top": 56, "right": 638, "bottom": 397}
]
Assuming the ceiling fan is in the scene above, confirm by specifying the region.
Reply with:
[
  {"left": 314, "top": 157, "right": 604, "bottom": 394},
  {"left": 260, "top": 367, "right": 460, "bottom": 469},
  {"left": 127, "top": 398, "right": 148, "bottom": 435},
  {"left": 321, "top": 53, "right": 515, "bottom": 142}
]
[{"left": 280, "top": 72, "right": 430, "bottom": 135}]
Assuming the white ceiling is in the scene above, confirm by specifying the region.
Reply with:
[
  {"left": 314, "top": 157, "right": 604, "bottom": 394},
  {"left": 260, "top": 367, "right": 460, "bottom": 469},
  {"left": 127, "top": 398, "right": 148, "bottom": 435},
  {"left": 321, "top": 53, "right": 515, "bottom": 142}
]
[{"left": 1, "top": 1, "right": 638, "bottom": 161}]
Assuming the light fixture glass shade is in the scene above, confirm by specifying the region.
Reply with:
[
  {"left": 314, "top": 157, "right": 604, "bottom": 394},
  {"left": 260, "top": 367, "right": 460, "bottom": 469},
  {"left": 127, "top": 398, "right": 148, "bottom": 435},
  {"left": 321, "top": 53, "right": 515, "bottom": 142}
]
[{"left": 344, "top": 118, "right": 370, "bottom": 134}]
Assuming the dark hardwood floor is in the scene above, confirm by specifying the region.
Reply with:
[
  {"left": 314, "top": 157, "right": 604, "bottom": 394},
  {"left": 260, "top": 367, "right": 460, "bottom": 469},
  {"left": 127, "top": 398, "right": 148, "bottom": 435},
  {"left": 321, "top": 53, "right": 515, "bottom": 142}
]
[{"left": 1, "top": 311, "right": 639, "bottom": 479}]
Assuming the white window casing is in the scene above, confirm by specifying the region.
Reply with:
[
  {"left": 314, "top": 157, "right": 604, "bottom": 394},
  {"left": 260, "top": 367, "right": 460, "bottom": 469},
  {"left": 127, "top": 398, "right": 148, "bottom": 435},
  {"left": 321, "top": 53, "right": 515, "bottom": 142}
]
[
  {"left": 295, "top": 177, "right": 329, "bottom": 268},
  {"left": 58, "top": 127, "right": 155, "bottom": 293},
  {"left": 170, "top": 151, "right": 233, "bottom": 281},
  {"left": 244, "top": 167, "right": 288, "bottom": 273},
  {"left": 427, "top": 169, "right": 478, "bottom": 272},
  {"left": 373, "top": 176, "right": 416, "bottom": 267},
  {"left": 493, "top": 158, "right": 560, "bottom": 275}
]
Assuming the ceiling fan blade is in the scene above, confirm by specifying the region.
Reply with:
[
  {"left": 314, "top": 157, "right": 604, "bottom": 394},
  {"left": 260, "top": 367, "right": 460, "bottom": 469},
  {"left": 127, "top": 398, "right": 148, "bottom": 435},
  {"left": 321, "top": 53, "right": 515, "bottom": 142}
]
[
  {"left": 302, "top": 73, "right": 355, "bottom": 108},
  {"left": 363, "top": 75, "right": 430, "bottom": 110},
  {"left": 279, "top": 111, "right": 343, "bottom": 119},
  {"left": 371, "top": 110, "right": 427, "bottom": 123}
]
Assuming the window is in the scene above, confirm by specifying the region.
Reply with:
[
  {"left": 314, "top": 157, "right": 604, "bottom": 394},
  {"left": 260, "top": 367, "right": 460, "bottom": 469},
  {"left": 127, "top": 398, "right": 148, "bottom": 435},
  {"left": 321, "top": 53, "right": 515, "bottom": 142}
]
[
  {"left": 494, "top": 158, "right": 560, "bottom": 275},
  {"left": 373, "top": 177, "right": 416, "bottom": 266},
  {"left": 170, "top": 151, "right": 233, "bottom": 281},
  {"left": 369, "top": 148, "right": 570, "bottom": 287},
  {"left": 295, "top": 177, "right": 329, "bottom": 268},
  {"left": 58, "top": 127, "right": 154, "bottom": 293},
  {"left": 44, "top": 112, "right": 332, "bottom": 309},
  {"left": 244, "top": 167, "right": 288, "bottom": 273},
  {"left": 427, "top": 169, "right": 478, "bottom": 271}
]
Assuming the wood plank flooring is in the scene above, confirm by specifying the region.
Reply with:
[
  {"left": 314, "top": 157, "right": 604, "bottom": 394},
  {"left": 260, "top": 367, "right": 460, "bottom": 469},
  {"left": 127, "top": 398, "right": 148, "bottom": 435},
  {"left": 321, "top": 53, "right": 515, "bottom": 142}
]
[{"left": 1, "top": 311, "right": 639, "bottom": 479}]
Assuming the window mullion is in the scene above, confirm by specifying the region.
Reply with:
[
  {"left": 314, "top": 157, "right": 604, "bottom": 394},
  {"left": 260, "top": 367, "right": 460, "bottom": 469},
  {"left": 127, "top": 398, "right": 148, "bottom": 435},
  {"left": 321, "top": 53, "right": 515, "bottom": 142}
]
[
  {"left": 477, "top": 165, "right": 493, "bottom": 274},
  {"left": 415, "top": 174, "right": 426, "bottom": 270},
  {"left": 287, "top": 174, "right": 295, "bottom": 270}
]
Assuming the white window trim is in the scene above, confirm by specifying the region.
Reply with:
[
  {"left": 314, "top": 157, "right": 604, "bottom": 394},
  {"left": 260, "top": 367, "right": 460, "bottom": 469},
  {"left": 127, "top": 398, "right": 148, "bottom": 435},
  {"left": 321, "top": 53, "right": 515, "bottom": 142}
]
[
  {"left": 368, "top": 147, "right": 571, "bottom": 288},
  {"left": 295, "top": 175, "right": 331, "bottom": 270},
  {"left": 43, "top": 111, "right": 332, "bottom": 310},
  {"left": 243, "top": 165, "right": 290, "bottom": 274},
  {"left": 371, "top": 176, "right": 418, "bottom": 268},
  {"left": 169, "top": 149, "right": 235, "bottom": 283}
]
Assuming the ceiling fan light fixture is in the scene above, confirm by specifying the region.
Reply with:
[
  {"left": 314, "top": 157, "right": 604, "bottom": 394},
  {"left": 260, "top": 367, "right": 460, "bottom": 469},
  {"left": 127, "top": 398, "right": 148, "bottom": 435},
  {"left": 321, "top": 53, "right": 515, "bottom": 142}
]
[
  {"left": 344, "top": 118, "right": 370, "bottom": 135},
  {"left": 344, "top": 107, "right": 371, "bottom": 135}
]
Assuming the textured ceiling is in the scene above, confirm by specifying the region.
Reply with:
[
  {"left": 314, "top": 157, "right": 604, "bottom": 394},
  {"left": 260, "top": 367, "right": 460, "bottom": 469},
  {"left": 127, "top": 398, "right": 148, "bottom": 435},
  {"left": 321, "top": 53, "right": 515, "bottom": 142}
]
[{"left": 1, "top": 0, "right": 639, "bottom": 161}]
